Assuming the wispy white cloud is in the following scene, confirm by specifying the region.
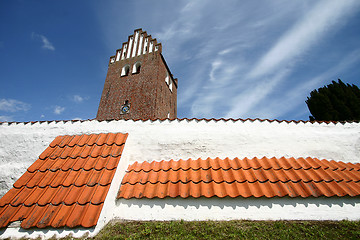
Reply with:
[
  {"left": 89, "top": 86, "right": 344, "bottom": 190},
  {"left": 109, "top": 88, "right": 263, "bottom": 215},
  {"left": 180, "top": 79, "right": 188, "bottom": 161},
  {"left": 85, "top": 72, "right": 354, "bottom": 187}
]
[
  {"left": 247, "top": 0, "right": 359, "bottom": 79},
  {"left": 0, "top": 99, "right": 30, "bottom": 112},
  {"left": 54, "top": 106, "right": 65, "bottom": 115},
  {"left": 234, "top": 48, "right": 360, "bottom": 120},
  {"left": 223, "top": 0, "right": 360, "bottom": 119},
  {"left": 31, "top": 32, "right": 55, "bottom": 51},
  {"left": 0, "top": 115, "right": 13, "bottom": 122},
  {"left": 71, "top": 95, "right": 87, "bottom": 103},
  {"left": 225, "top": 69, "right": 291, "bottom": 118},
  {"left": 209, "top": 60, "right": 222, "bottom": 82},
  {"left": 149, "top": 1, "right": 306, "bottom": 118}
]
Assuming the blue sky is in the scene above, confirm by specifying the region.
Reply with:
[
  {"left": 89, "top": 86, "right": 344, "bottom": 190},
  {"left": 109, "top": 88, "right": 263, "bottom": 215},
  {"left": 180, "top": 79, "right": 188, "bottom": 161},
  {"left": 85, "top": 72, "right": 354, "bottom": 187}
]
[{"left": 1, "top": 0, "right": 360, "bottom": 122}]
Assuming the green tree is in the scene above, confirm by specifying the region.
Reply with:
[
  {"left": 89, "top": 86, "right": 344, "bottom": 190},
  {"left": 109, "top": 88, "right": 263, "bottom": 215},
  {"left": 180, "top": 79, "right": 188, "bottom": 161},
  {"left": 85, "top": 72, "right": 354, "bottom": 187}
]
[{"left": 306, "top": 79, "right": 360, "bottom": 121}]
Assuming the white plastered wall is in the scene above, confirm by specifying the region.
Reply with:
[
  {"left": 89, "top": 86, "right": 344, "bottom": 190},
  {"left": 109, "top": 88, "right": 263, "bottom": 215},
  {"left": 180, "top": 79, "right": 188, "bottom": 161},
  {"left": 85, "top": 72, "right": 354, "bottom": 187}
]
[
  {"left": 0, "top": 119, "right": 360, "bottom": 238},
  {"left": 1, "top": 119, "right": 360, "bottom": 197}
]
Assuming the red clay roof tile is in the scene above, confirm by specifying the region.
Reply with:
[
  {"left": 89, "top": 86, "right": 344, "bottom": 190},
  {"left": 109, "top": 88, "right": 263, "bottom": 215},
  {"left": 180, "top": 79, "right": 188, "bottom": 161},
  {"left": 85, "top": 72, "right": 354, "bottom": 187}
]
[
  {"left": 48, "top": 204, "right": 73, "bottom": 228},
  {"left": 37, "top": 187, "right": 58, "bottom": 206},
  {"left": 83, "top": 156, "right": 100, "bottom": 170},
  {"left": 118, "top": 157, "right": 360, "bottom": 199},
  {"left": 0, "top": 205, "right": 19, "bottom": 227},
  {"left": 87, "top": 170, "right": 103, "bottom": 187},
  {"left": 51, "top": 186, "right": 70, "bottom": 205},
  {"left": 74, "top": 134, "right": 87, "bottom": 147},
  {"left": 81, "top": 203, "right": 104, "bottom": 228},
  {"left": 10, "top": 205, "right": 34, "bottom": 223},
  {"left": 0, "top": 132, "right": 128, "bottom": 229},
  {"left": 98, "top": 169, "right": 117, "bottom": 185},
  {"left": 11, "top": 187, "right": 34, "bottom": 206},
  {"left": 28, "top": 159, "right": 45, "bottom": 172}
]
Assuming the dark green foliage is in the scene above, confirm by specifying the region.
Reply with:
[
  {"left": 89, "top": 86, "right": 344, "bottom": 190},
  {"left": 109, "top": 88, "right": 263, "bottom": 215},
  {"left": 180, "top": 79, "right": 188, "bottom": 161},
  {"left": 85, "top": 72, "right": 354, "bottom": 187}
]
[{"left": 306, "top": 79, "right": 360, "bottom": 121}]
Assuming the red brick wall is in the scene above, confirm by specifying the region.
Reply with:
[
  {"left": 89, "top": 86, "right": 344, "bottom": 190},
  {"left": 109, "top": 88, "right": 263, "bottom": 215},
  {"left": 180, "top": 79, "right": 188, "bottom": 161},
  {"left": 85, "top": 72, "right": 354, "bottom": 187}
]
[{"left": 96, "top": 50, "right": 177, "bottom": 120}]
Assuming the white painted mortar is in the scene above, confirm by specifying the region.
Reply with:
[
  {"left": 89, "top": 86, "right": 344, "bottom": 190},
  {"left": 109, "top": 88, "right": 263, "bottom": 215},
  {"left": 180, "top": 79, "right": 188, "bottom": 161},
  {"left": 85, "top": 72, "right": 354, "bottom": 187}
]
[{"left": 0, "top": 119, "right": 360, "bottom": 238}]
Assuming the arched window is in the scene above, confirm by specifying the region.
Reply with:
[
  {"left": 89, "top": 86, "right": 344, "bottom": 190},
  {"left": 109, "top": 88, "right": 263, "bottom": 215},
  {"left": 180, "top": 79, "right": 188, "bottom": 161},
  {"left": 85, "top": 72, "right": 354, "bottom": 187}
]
[
  {"left": 132, "top": 62, "right": 141, "bottom": 74},
  {"left": 121, "top": 65, "right": 130, "bottom": 76}
]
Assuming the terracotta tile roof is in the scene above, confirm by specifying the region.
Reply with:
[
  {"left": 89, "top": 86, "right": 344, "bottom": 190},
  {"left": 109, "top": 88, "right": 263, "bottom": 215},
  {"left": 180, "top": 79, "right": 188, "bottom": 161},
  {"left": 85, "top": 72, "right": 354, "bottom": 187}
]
[
  {"left": 0, "top": 132, "right": 128, "bottom": 229},
  {"left": 1, "top": 117, "right": 359, "bottom": 125},
  {"left": 118, "top": 157, "right": 360, "bottom": 199}
]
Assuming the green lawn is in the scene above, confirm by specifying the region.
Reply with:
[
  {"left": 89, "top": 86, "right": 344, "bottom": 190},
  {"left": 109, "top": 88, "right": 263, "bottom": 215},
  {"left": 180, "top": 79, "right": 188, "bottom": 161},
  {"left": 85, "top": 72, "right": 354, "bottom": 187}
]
[{"left": 87, "top": 220, "right": 360, "bottom": 240}]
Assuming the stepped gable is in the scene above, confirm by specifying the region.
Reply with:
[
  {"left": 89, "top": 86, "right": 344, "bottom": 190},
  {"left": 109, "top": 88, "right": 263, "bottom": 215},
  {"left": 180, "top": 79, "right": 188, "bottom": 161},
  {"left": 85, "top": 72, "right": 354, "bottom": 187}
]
[
  {"left": 118, "top": 157, "right": 360, "bottom": 199},
  {"left": 0, "top": 132, "right": 128, "bottom": 229},
  {"left": 109, "top": 28, "right": 162, "bottom": 64}
]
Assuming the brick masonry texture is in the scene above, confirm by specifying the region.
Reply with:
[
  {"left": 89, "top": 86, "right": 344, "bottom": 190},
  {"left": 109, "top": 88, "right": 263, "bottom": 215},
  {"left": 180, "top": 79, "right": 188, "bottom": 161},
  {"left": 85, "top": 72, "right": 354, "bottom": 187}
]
[{"left": 96, "top": 29, "right": 177, "bottom": 120}]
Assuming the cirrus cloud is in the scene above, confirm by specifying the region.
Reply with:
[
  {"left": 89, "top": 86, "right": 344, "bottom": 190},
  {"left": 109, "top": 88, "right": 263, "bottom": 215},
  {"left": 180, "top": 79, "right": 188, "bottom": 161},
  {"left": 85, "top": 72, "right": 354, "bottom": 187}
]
[
  {"left": 31, "top": 32, "right": 55, "bottom": 51},
  {"left": 54, "top": 106, "right": 65, "bottom": 115},
  {"left": 0, "top": 99, "right": 30, "bottom": 112}
]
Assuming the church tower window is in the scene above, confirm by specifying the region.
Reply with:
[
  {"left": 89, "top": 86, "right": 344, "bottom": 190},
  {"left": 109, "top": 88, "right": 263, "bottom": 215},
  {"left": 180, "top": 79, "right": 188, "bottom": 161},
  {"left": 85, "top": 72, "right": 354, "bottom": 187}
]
[
  {"left": 132, "top": 62, "right": 141, "bottom": 74},
  {"left": 121, "top": 65, "right": 130, "bottom": 76}
]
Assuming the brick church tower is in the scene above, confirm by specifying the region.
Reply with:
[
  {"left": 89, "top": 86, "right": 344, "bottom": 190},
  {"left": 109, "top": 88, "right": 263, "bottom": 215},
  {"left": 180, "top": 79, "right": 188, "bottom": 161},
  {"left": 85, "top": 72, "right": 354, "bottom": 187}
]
[{"left": 96, "top": 29, "right": 177, "bottom": 120}]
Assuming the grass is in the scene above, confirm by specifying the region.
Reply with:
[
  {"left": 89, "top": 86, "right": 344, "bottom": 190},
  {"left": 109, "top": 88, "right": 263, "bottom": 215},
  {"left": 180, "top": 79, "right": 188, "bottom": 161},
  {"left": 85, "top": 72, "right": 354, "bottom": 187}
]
[{"left": 83, "top": 220, "right": 360, "bottom": 240}]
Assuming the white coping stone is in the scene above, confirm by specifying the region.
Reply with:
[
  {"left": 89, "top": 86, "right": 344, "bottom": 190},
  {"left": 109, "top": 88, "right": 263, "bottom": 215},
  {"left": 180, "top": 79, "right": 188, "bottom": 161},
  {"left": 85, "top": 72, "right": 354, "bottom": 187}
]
[
  {"left": 1, "top": 119, "right": 360, "bottom": 238},
  {"left": 143, "top": 37, "right": 148, "bottom": 54},
  {"left": 149, "top": 41, "right": 153, "bottom": 53},
  {"left": 138, "top": 34, "right": 143, "bottom": 56},
  {"left": 126, "top": 37, "right": 133, "bottom": 59},
  {"left": 116, "top": 50, "right": 121, "bottom": 61},
  {"left": 131, "top": 31, "right": 139, "bottom": 58},
  {"left": 121, "top": 44, "right": 127, "bottom": 60}
]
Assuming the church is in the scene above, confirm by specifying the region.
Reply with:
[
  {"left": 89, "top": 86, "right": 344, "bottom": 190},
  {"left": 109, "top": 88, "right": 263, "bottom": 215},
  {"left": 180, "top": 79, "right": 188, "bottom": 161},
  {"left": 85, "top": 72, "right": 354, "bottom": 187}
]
[
  {"left": 96, "top": 29, "right": 177, "bottom": 120},
  {"left": 0, "top": 29, "right": 359, "bottom": 239}
]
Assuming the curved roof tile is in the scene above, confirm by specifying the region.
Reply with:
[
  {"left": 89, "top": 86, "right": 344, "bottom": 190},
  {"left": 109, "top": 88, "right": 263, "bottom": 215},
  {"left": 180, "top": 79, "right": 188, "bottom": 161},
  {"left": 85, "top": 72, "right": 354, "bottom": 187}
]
[
  {"left": 118, "top": 157, "right": 360, "bottom": 199},
  {"left": 0, "top": 132, "right": 128, "bottom": 229}
]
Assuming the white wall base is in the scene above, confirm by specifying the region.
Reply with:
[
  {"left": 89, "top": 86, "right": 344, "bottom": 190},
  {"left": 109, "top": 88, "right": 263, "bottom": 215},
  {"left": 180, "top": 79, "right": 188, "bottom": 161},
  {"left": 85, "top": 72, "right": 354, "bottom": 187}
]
[
  {"left": 114, "top": 196, "right": 360, "bottom": 221},
  {"left": 0, "top": 226, "right": 96, "bottom": 239}
]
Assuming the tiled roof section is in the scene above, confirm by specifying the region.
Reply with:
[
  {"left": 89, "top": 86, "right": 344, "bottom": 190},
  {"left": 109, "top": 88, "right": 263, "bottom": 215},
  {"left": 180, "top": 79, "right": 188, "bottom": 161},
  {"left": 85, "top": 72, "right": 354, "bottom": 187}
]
[
  {"left": 1, "top": 117, "right": 359, "bottom": 125},
  {"left": 118, "top": 157, "right": 360, "bottom": 199},
  {"left": 0, "top": 133, "right": 128, "bottom": 229}
]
